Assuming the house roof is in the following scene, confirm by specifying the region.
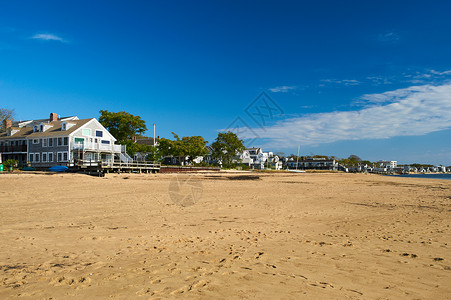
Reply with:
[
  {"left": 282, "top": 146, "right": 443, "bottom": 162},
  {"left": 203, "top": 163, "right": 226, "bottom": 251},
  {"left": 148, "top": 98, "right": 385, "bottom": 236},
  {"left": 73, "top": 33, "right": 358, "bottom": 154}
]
[
  {"left": 11, "top": 116, "right": 78, "bottom": 128},
  {"left": 136, "top": 138, "right": 157, "bottom": 146},
  {"left": 0, "top": 118, "right": 93, "bottom": 140}
]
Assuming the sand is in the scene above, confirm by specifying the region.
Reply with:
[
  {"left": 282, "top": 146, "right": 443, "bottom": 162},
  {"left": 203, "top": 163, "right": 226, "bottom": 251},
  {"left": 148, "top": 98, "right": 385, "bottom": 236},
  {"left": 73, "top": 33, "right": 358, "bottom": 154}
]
[{"left": 0, "top": 172, "right": 450, "bottom": 299}]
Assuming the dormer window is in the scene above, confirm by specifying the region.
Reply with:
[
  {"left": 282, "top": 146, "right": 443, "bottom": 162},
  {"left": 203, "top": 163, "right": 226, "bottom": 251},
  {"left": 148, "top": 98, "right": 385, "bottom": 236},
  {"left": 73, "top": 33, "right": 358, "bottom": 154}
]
[
  {"left": 40, "top": 124, "right": 44, "bottom": 132},
  {"left": 33, "top": 125, "right": 38, "bottom": 132},
  {"left": 61, "top": 122, "right": 74, "bottom": 131}
]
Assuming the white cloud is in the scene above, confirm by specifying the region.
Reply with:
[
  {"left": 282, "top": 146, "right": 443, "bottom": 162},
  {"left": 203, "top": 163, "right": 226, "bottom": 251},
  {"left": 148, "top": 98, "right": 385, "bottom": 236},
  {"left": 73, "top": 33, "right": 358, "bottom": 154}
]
[
  {"left": 366, "top": 76, "right": 392, "bottom": 85},
  {"left": 269, "top": 86, "right": 297, "bottom": 93},
  {"left": 320, "top": 79, "right": 360, "bottom": 86},
  {"left": 403, "top": 69, "right": 451, "bottom": 85},
  {"left": 31, "top": 33, "right": 66, "bottom": 43},
  {"left": 429, "top": 69, "right": 451, "bottom": 76},
  {"left": 235, "top": 84, "right": 451, "bottom": 149},
  {"left": 378, "top": 32, "right": 400, "bottom": 42}
]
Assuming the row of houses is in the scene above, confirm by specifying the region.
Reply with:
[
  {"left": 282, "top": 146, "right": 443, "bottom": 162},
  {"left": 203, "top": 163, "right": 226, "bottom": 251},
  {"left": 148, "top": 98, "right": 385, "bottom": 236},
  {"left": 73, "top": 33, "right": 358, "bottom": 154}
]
[
  {"left": 0, "top": 113, "right": 130, "bottom": 168},
  {"left": 2, "top": 113, "right": 448, "bottom": 173},
  {"left": 344, "top": 160, "right": 450, "bottom": 173}
]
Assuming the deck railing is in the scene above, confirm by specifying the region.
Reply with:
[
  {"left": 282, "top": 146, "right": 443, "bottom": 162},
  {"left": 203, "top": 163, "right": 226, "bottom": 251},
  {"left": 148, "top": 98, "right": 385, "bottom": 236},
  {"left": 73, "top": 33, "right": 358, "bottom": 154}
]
[
  {"left": 101, "top": 160, "right": 161, "bottom": 169},
  {"left": 72, "top": 142, "right": 122, "bottom": 152},
  {"left": 0, "top": 145, "right": 27, "bottom": 153}
]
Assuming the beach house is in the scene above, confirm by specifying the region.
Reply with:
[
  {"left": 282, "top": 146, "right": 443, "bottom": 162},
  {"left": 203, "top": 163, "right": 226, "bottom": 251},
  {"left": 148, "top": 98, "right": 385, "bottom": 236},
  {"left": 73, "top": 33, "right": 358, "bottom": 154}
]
[
  {"left": 237, "top": 148, "right": 282, "bottom": 170},
  {"left": 377, "top": 160, "right": 397, "bottom": 170},
  {"left": 286, "top": 157, "right": 338, "bottom": 171},
  {"left": 0, "top": 113, "right": 125, "bottom": 168}
]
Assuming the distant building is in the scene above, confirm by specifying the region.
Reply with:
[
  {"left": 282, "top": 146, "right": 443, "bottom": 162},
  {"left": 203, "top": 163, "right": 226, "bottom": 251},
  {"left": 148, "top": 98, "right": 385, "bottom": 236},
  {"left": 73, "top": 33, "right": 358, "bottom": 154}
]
[
  {"left": 237, "top": 147, "right": 282, "bottom": 170},
  {"left": 377, "top": 160, "right": 397, "bottom": 169},
  {"left": 286, "top": 157, "right": 338, "bottom": 171}
]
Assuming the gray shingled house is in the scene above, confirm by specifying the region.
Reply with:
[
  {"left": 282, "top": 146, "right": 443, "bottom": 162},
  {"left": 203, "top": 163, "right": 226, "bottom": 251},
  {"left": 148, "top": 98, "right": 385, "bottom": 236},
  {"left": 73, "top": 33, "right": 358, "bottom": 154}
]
[{"left": 0, "top": 113, "right": 126, "bottom": 168}]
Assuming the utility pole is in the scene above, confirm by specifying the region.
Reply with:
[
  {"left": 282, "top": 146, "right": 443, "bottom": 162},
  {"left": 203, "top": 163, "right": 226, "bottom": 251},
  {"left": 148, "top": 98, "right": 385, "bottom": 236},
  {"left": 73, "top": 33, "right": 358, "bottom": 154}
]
[{"left": 153, "top": 124, "right": 156, "bottom": 147}]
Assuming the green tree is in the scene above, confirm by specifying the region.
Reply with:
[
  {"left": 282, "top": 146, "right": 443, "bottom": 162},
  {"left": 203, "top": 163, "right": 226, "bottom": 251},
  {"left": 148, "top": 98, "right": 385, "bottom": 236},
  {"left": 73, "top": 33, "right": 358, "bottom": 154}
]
[
  {"left": 145, "top": 145, "right": 161, "bottom": 162},
  {"left": 183, "top": 135, "right": 209, "bottom": 162},
  {"left": 157, "top": 137, "right": 174, "bottom": 158},
  {"left": 0, "top": 108, "right": 14, "bottom": 132},
  {"left": 348, "top": 155, "right": 361, "bottom": 162},
  {"left": 159, "top": 133, "right": 208, "bottom": 165},
  {"left": 211, "top": 131, "right": 245, "bottom": 167},
  {"left": 99, "top": 110, "right": 147, "bottom": 142}
]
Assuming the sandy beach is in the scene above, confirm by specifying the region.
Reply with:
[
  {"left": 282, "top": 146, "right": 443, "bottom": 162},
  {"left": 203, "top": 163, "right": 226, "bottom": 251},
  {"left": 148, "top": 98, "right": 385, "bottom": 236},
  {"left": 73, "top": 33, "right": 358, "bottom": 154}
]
[{"left": 0, "top": 172, "right": 450, "bottom": 299}]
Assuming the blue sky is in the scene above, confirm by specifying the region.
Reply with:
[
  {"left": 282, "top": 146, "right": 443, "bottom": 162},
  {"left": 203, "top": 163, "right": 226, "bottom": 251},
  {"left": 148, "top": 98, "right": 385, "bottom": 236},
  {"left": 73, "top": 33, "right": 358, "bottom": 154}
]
[{"left": 1, "top": 1, "right": 451, "bottom": 165}]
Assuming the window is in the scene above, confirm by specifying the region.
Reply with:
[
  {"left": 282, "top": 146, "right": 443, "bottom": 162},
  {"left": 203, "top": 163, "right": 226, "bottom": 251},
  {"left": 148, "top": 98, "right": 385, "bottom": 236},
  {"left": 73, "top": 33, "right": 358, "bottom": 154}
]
[
  {"left": 33, "top": 139, "right": 39, "bottom": 144},
  {"left": 42, "top": 153, "right": 47, "bottom": 162},
  {"left": 74, "top": 137, "right": 84, "bottom": 144},
  {"left": 57, "top": 152, "right": 62, "bottom": 162},
  {"left": 95, "top": 130, "right": 103, "bottom": 137},
  {"left": 43, "top": 139, "right": 47, "bottom": 147},
  {"left": 61, "top": 123, "right": 66, "bottom": 131},
  {"left": 29, "top": 153, "right": 34, "bottom": 162},
  {"left": 58, "top": 137, "right": 62, "bottom": 146},
  {"left": 63, "top": 137, "right": 68, "bottom": 146},
  {"left": 33, "top": 125, "right": 38, "bottom": 132},
  {"left": 35, "top": 153, "right": 40, "bottom": 162},
  {"left": 83, "top": 128, "right": 92, "bottom": 136},
  {"left": 40, "top": 125, "right": 44, "bottom": 132},
  {"left": 48, "top": 152, "right": 53, "bottom": 162},
  {"left": 94, "top": 138, "right": 98, "bottom": 143},
  {"left": 101, "top": 140, "right": 110, "bottom": 144},
  {"left": 48, "top": 138, "right": 53, "bottom": 147},
  {"left": 63, "top": 152, "right": 68, "bottom": 161}
]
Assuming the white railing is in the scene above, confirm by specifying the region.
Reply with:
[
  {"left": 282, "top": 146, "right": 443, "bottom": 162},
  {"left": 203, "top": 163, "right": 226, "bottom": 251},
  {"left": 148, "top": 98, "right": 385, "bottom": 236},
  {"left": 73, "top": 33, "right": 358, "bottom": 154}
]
[{"left": 72, "top": 142, "right": 122, "bottom": 153}]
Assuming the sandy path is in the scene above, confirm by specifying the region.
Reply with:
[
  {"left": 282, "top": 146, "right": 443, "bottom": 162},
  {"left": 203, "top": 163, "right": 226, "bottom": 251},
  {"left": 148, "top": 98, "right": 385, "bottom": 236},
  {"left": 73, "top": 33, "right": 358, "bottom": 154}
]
[{"left": 0, "top": 172, "right": 450, "bottom": 299}]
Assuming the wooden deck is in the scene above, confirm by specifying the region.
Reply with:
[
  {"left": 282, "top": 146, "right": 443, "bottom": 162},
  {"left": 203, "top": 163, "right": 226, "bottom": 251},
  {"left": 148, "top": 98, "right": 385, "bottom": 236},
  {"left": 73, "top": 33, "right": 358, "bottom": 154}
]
[{"left": 71, "top": 160, "right": 161, "bottom": 175}]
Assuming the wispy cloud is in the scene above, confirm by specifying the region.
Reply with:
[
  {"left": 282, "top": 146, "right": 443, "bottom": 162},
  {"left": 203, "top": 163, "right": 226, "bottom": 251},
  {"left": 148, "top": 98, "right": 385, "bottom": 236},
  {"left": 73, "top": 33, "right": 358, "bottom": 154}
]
[
  {"left": 378, "top": 32, "right": 400, "bottom": 42},
  {"left": 429, "top": 69, "right": 451, "bottom": 76},
  {"left": 403, "top": 69, "right": 451, "bottom": 85},
  {"left": 31, "top": 33, "right": 66, "bottom": 43},
  {"left": 269, "top": 86, "right": 297, "bottom": 93},
  {"left": 366, "top": 76, "right": 392, "bottom": 85},
  {"left": 320, "top": 79, "right": 360, "bottom": 86},
  {"left": 234, "top": 83, "right": 451, "bottom": 148}
]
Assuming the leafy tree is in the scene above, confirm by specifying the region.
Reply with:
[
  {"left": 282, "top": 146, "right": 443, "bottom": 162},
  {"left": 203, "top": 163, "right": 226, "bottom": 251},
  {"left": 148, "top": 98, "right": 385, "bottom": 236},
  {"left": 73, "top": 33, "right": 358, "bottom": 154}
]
[
  {"left": 0, "top": 108, "right": 14, "bottom": 132},
  {"left": 182, "top": 135, "right": 209, "bottom": 162},
  {"left": 410, "top": 163, "right": 434, "bottom": 169},
  {"left": 360, "top": 160, "right": 373, "bottom": 166},
  {"left": 157, "top": 137, "right": 174, "bottom": 158},
  {"left": 348, "top": 155, "right": 361, "bottom": 162},
  {"left": 156, "top": 133, "right": 208, "bottom": 165},
  {"left": 211, "top": 131, "right": 245, "bottom": 167},
  {"left": 99, "top": 110, "right": 147, "bottom": 142},
  {"left": 145, "top": 145, "right": 161, "bottom": 162}
]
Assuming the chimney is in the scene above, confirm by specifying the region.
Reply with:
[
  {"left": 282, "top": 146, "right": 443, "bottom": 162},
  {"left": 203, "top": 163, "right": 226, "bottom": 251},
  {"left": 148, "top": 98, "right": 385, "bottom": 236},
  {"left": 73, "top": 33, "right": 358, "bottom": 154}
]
[
  {"left": 3, "top": 119, "right": 12, "bottom": 129},
  {"left": 157, "top": 136, "right": 160, "bottom": 139},
  {"left": 50, "top": 112, "right": 58, "bottom": 122},
  {"left": 133, "top": 136, "right": 137, "bottom": 143}
]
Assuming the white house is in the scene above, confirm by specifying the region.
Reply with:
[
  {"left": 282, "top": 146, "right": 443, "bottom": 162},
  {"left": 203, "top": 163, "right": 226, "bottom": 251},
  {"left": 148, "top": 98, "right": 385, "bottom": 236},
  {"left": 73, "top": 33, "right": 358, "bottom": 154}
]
[
  {"left": 0, "top": 113, "right": 126, "bottom": 168},
  {"left": 378, "top": 160, "right": 397, "bottom": 170}
]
